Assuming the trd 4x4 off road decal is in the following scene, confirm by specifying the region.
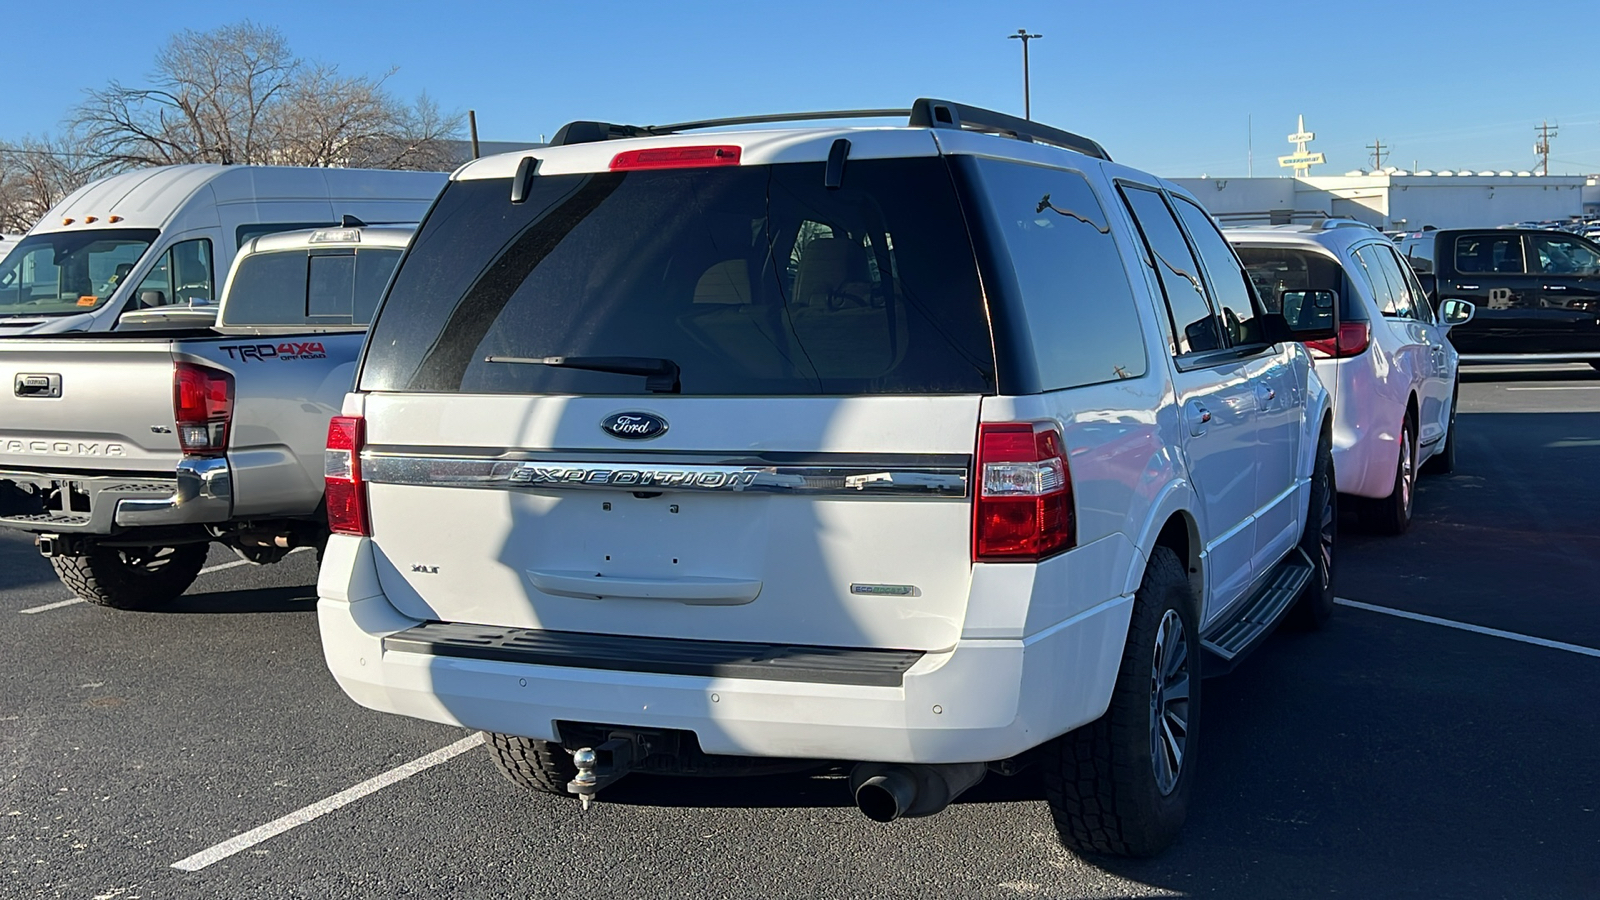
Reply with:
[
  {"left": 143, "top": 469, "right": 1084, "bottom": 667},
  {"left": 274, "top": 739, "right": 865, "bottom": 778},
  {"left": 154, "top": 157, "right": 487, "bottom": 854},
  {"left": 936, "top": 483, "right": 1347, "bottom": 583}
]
[{"left": 218, "top": 342, "right": 328, "bottom": 362}]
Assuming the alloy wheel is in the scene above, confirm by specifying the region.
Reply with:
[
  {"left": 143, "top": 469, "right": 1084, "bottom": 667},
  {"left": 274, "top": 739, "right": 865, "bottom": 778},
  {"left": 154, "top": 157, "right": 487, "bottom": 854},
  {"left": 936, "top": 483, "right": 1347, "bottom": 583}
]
[
  {"left": 1399, "top": 422, "right": 1415, "bottom": 519},
  {"left": 1149, "top": 609, "right": 1191, "bottom": 796}
]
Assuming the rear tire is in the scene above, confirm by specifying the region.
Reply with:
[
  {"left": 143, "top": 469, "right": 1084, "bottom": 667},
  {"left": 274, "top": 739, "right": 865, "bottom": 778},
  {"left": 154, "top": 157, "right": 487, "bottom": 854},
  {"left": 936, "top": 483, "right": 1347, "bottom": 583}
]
[
  {"left": 1357, "top": 415, "right": 1415, "bottom": 535},
  {"left": 1289, "top": 431, "right": 1336, "bottom": 630},
  {"left": 1042, "top": 546, "right": 1198, "bottom": 858},
  {"left": 50, "top": 542, "right": 209, "bottom": 610},
  {"left": 484, "top": 732, "right": 578, "bottom": 797},
  {"left": 1422, "top": 382, "right": 1458, "bottom": 475}
]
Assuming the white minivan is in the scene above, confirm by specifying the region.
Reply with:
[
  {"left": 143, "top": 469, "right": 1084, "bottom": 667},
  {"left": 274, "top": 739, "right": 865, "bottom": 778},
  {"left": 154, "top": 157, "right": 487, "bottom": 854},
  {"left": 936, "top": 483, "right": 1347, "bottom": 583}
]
[{"left": 0, "top": 165, "right": 445, "bottom": 335}]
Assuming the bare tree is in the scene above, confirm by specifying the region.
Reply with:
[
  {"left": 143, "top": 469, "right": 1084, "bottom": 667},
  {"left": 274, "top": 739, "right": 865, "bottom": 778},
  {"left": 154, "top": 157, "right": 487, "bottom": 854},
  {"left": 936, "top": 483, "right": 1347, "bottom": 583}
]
[
  {"left": 72, "top": 21, "right": 462, "bottom": 171},
  {"left": 0, "top": 134, "right": 94, "bottom": 233}
]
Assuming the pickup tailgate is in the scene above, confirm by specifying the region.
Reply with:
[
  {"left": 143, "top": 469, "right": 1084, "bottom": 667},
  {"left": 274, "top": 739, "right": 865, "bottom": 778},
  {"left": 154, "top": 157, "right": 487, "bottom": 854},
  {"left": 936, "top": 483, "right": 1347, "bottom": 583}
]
[{"left": 0, "top": 338, "right": 184, "bottom": 473}]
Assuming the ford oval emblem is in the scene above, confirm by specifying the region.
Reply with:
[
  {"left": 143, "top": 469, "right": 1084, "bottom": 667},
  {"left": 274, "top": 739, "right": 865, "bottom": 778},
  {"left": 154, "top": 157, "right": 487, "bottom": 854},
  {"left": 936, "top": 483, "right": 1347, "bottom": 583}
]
[{"left": 601, "top": 411, "right": 669, "bottom": 441}]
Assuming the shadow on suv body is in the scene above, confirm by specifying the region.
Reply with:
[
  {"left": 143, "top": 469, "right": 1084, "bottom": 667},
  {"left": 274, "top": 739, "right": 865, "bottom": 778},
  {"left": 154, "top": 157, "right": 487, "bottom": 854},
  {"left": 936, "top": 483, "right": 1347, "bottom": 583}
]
[{"left": 316, "top": 99, "right": 1336, "bottom": 857}]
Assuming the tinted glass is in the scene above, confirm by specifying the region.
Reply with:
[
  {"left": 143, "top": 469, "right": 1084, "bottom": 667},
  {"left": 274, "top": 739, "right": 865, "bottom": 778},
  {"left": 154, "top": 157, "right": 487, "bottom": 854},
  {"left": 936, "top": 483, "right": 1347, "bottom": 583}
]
[
  {"left": 219, "top": 251, "right": 306, "bottom": 325},
  {"left": 0, "top": 229, "right": 156, "bottom": 316},
  {"left": 967, "top": 159, "right": 1145, "bottom": 388},
  {"left": 1353, "top": 245, "right": 1409, "bottom": 317},
  {"left": 1528, "top": 233, "right": 1600, "bottom": 275},
  {"left": 1172, "top": 198, "right": 1260, "bottom": 345},
  {"left": 1402, "top": 236, "right": 1435, "bottom": 272},
  {"left": 1119, "top": 186, "right": 1221, "bottom": 355},
  {"left": 221, "top": 247, "right": 402, "bottom": 327},
  {"left": 308, "top": 254, "right": 356, "bottom": 318},
  {"left": 361, "top": 160, "right": 994, "bottom": 395},
  {"left": 1233, "top": 246, "right": 1365, "bottom": 322},
  {"left": 1454, "top": 234, "right": 1525, "bottom": 274}
]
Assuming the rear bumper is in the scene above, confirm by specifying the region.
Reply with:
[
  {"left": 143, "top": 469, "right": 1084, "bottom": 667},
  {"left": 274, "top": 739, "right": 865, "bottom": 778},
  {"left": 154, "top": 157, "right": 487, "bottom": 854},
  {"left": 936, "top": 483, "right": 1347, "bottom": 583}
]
[
  {"left": 317, "top": 535, "right": 1134, "bottom": 764},
  {"left": 0, "top": 457, "right": 231, "bottom": 534}
]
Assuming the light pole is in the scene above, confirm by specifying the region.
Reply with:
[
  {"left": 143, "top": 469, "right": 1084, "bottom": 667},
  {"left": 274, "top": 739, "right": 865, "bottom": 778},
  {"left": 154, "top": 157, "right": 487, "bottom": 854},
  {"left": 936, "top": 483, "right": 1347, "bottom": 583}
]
[{"left": 1008, "top": 29, "right": 1042, "bottom": 120}]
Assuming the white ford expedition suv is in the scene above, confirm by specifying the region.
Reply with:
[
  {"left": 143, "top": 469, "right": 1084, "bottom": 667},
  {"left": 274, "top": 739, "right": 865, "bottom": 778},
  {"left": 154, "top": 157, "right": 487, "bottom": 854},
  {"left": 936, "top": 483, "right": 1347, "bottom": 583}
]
[{"left": 317, "top": 99, "right": 1337, "bottom": 857}]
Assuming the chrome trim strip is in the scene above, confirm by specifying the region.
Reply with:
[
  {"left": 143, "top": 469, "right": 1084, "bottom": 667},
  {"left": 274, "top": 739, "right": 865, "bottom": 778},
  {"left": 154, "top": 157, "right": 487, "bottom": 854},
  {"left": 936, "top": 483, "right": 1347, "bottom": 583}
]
[
  {"left": 360, "top": 453, "right": 968, "bottom": 499},
  {"left": 1459, "top": 351, "right": 1600, "bottom": 363}
]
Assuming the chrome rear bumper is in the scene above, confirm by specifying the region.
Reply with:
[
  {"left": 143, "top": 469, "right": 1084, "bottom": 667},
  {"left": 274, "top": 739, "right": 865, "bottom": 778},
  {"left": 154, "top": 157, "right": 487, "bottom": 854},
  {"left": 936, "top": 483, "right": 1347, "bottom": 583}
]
[{"left": 0, "top": 457, "right": 231, "bottom": 533}]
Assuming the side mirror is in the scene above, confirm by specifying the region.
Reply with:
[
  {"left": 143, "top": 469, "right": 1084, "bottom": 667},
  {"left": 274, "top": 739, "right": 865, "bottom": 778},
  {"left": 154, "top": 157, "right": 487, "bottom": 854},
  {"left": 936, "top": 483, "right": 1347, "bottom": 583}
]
[
  {"left": 138, "top": 289, "right": 166, "bottom": 309},
  {"left": 1416, "top": 273, "right": 1437, "bottom": 300},
  {"left": 1440, "top": 297, "right": 1475, "bottom": 328}
]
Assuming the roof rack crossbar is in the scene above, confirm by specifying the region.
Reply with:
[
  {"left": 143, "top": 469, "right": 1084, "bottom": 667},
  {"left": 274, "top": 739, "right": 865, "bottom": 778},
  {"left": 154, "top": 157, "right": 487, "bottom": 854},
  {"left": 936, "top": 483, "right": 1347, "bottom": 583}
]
[{"left": 547, "top": 98, "right": 1111, "bottom": 161}]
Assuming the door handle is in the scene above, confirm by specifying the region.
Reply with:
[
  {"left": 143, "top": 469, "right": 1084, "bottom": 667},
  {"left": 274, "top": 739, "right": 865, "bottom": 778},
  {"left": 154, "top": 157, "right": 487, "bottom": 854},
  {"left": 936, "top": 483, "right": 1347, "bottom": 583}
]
[
  {"left": 14, "top": 373, "right": 62, "bottom": 398},
  {"left": 1457, "top": 284, "right": 1480, "bottom": 290},
  {"left": 1186, "top": 402, "right": 1212, "bottom": 436},
  {"left": 1542, "top": 285, "right": 1567, "bottom": 290}
]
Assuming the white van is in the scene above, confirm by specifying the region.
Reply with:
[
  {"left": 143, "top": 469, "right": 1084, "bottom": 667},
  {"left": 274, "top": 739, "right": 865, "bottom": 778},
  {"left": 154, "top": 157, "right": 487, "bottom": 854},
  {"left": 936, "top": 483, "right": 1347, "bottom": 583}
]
[{"left": 0, "top": 165, "right": 446, "bottom": 335}]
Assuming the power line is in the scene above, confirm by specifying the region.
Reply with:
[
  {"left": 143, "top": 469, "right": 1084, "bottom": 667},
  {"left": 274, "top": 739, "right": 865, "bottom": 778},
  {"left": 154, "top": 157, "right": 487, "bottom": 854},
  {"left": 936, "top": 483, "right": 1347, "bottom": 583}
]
[
  {"left": 1365, "top": 138, "right": 1390, "bottom": 170},
  {"left": 1534, "top": 120, "right": 1558, "bottom": 176}
]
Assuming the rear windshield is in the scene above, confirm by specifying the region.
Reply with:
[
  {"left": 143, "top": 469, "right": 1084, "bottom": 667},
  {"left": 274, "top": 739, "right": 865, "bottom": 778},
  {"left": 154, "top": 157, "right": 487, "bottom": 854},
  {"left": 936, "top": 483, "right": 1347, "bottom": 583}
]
[
  {"left": 1232, "top": 245, "right": 1367, "bottom": 322},
  {"left": 359, "top": 159, "right": 995, "bottom": 395},
  {"left": 220, "top": 247, "right": 402, "bottom": 327}
]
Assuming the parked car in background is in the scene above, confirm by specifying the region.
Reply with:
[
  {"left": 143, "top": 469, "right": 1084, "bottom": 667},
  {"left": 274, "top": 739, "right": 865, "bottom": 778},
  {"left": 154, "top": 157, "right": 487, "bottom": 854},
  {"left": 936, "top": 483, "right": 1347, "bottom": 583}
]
[
  {"left": 0, "top": 223, "right": 415, "bottom": 609},
  {"left": 0, "top": 165, "right": 444, "bottom": 336},
  {"left": 1231, "top": 221, "right": 1474, "bottom": 534},
  {"left": 316, "top": 98, "right": 1338, "bottom": 859},
  {"left": 1398, "top": 228, "right": 1600, "bottom": 369}
]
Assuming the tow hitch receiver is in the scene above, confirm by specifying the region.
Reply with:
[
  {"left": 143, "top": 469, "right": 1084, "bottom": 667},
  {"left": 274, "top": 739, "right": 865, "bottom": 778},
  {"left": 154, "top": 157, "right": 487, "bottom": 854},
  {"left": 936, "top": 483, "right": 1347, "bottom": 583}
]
[{"left": 567, "top": 733, "right": 645, "bottom": 811}]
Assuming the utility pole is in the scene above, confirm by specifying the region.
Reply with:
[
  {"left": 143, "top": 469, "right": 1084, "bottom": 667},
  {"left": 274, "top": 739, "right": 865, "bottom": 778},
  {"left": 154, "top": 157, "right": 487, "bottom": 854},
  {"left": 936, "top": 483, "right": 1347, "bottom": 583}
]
[
  {"left": 1008, "top": 29, "right": 1042, "bottom": 120},
  {"left": 1365, "top": 138, "right": 1390, "bottom": 170},
  {"left": 1534, "top": 120, "right": 1558, "bottom": 175}
]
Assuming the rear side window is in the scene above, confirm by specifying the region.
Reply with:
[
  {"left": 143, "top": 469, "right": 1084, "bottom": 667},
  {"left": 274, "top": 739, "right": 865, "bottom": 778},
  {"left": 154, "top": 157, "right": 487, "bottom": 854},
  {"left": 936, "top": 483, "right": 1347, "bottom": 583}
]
[
  {"left": 1119, "top": 185, "right": 1223, "bottom": 355},
  {"left": 1401, "top": 236, "right": 1434, "bottom": 273},
  {"left": 1171, "top": 198, "right": 1261, "bottom": 345},
  {"left": 1354, "top": 244, "right": 1412, "bottom": 318},
  {"left": 221, "top": 247, "right": 401, "bottom": 327},
  {"left": 965, "top": 159, "right": 1146, "bottom": 389},
  {"left": 1454, "top": 234, "right": 1525, "bottom": 274},
  {"left": 360, "top": 159, "right": 994, "bottom": 395}
]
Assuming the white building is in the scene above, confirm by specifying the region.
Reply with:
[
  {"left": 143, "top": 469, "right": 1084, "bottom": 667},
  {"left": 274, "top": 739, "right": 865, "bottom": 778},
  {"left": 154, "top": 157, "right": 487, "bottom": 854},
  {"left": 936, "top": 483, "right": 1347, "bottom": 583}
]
[{"left": 1176, "top": 172, "right": 1600, "bottom": 230}]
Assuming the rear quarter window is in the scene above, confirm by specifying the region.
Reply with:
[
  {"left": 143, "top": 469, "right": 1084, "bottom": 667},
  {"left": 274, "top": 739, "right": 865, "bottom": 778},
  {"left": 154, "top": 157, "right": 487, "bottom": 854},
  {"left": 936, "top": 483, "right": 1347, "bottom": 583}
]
[{"left": 963, "top": 158, "right": 1146, "bottom": 389}]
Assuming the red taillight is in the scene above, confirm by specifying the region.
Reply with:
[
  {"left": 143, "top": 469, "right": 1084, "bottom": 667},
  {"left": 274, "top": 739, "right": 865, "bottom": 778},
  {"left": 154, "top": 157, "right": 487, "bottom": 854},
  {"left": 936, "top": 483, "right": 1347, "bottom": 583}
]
[
  {"left": 973, "top": 422, "right": 1076, "bottom": 562},
  {"left": 1304, "top": 321, "right": 1371, "bottom": 359},
  {"left": 609, "top": 145, "right": 742, "bottom": 171},
  {"left": 173, "top": 362, "right": 233, "bottom": 456},
  {"left": 325, "top": 416, "right": 368, "bottom": 537}
]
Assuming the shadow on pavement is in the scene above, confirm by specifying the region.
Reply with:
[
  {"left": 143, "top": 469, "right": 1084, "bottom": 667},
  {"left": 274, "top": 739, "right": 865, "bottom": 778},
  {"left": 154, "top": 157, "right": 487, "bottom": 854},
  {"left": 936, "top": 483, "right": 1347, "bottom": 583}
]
[
  {"left": 157, "top": 584, "right": 319, "bottom": 614},
  {"left": 1460, "top": 365, "right": 1599, "bottom": 384}
]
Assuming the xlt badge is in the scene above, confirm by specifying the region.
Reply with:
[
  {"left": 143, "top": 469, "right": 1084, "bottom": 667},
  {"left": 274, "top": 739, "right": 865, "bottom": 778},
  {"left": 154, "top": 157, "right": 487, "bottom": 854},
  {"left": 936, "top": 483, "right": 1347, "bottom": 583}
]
[{"left": 601, "top": 411, "right": 668, "bottom": 441}]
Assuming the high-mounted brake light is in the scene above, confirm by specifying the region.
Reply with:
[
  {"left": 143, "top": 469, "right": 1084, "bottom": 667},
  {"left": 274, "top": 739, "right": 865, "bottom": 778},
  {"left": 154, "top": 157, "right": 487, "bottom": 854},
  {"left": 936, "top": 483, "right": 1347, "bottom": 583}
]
[
  {"left": 325, "top": 416, "right": 369, "bottom": 537},
  {"left": 173, "top": 363, "right": 233, "bottom": 456},
  {"left": 609, "top": 145, "right": 742, "bottom": 171},
  {"left": 1304, "top": 321, "right": 1370, "bottom": 359},
  {"left": 973, "top": 422, "right": 1076, "bottom": 561}
]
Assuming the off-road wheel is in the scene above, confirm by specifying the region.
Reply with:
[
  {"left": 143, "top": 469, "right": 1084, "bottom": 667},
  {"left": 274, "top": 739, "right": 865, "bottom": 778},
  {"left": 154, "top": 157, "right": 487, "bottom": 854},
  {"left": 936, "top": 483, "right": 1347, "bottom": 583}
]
[
  {"left": 50, "top": 542, "right": 209, "bottom": 610},
  {"left": 1357, "top": 415, "right": 1416, "bottom": 535},
  {"left": 1422, "top": 382, "right": 1459, "bottom": 475},
  {"left": 1289, "top": 431, "right": 1337, "bottom": 629},
  {"left": 484, "top": 732, "right": 578, "bottom": 797},
  {"left": 1042, "top": 546, "right": 1198, "bottom": 857}
]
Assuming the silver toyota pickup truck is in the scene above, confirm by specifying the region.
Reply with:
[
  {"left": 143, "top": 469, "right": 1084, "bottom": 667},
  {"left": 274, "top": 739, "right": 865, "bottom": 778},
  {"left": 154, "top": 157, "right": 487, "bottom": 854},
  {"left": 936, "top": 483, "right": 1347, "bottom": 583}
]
[{"left": 0, "top": 223, "right": 413, "bottom": 608}]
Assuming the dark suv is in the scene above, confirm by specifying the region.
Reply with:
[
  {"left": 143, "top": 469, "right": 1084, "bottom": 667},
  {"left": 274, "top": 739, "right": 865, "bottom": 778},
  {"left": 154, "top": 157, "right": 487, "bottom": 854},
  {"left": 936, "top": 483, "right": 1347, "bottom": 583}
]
[{"left": 1398, "top": 228, "right": 1600, "bottom": 367}]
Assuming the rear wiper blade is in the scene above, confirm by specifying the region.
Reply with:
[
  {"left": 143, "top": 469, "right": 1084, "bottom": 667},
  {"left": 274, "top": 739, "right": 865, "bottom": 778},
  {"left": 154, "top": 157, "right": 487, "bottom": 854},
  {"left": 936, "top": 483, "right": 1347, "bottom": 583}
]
[{"left": 485, "top": 355, "right": 681, "bottom": 393}]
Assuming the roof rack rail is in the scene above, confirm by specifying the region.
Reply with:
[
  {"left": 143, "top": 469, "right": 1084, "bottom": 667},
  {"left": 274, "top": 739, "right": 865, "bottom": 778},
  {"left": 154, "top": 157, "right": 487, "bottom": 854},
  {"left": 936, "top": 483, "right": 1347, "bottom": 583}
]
[
  {"left": 547, "top": 98, "right": 1111, "bottom": 161},
  {"left": 1318, "top": 217, "right": 1380, "bottom": 232}
]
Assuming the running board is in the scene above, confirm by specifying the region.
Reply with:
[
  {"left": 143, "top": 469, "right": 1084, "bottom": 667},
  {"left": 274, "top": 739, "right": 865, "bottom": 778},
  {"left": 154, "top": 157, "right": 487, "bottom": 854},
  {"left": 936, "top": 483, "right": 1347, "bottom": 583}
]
[{"left": 1201, "top": 548, "right": 1314, "bottom": 676}]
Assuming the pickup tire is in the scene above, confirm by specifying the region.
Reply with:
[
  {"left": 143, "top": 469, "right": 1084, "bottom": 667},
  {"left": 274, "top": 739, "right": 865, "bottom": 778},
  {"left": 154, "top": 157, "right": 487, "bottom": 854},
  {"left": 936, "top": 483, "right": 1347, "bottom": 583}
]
[
  {"left": 51, "top": 543, "right": 209, "bottom": 610},
  {"left": 1042, "top": 546, "right": 1197, "bottom": 858},
  {"left": 1357, "top": 414, "right": 1415, "bottom": 535},
  {"left": 484, "top": 732, "right": 578, "bottom": 797},
  {"left": 1422, "top": 382, "right": 1459, "bottom": 475},
  {"left": 1289, "top": 431, "right": 1337, "bottom": 629}
]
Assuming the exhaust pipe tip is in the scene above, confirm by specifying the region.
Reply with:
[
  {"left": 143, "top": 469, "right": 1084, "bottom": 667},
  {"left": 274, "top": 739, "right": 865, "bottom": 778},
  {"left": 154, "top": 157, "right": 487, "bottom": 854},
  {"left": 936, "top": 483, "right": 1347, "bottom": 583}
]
[{"left": 855, "top": 770, "right": 918, "bottom": 823}]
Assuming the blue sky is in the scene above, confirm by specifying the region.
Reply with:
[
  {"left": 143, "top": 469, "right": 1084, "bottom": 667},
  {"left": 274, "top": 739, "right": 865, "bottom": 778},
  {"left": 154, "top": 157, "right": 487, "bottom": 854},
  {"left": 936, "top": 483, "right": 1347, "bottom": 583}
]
[{"left": 7, "top": 0, "right": 1598, "bottom": 177}]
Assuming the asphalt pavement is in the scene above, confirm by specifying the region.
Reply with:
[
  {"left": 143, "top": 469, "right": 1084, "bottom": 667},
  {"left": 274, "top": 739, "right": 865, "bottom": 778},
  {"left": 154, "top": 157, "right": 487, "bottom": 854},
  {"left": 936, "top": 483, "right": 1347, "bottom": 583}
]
[{"left": 2, "top": 364, "right": 1597, "bottom": 900}]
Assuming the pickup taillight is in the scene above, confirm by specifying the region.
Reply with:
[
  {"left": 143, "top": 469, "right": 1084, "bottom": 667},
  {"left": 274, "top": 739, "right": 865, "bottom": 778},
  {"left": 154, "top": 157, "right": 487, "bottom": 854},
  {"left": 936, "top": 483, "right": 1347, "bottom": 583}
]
[
  {"left": 972, "top": 422, "right": 1076, "bottom": 562},
  {"left": 173, "top": 362, "right": 233, "bottom": 456},
  {"left": 325, "top": 415, "right": 369, "bottom": 537}
]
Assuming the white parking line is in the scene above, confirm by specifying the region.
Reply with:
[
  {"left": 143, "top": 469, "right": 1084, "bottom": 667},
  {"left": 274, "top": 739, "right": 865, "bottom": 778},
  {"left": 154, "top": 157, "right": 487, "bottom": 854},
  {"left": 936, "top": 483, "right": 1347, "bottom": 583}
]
[
  {"left": 171, "top": 733, "right": 483, "bottom": 871},
  {"left": 1335, "top": 598, "right": 1600, "bottom": 659},
  {"left": 1502, "top": 385, "right": 1600, "bottom": 391},
  {"left": 18, "top": 597, "right": 86, "bottom": 615},
  {"left": 17, "top": 547, "right": 312, "bottom": 614}
]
